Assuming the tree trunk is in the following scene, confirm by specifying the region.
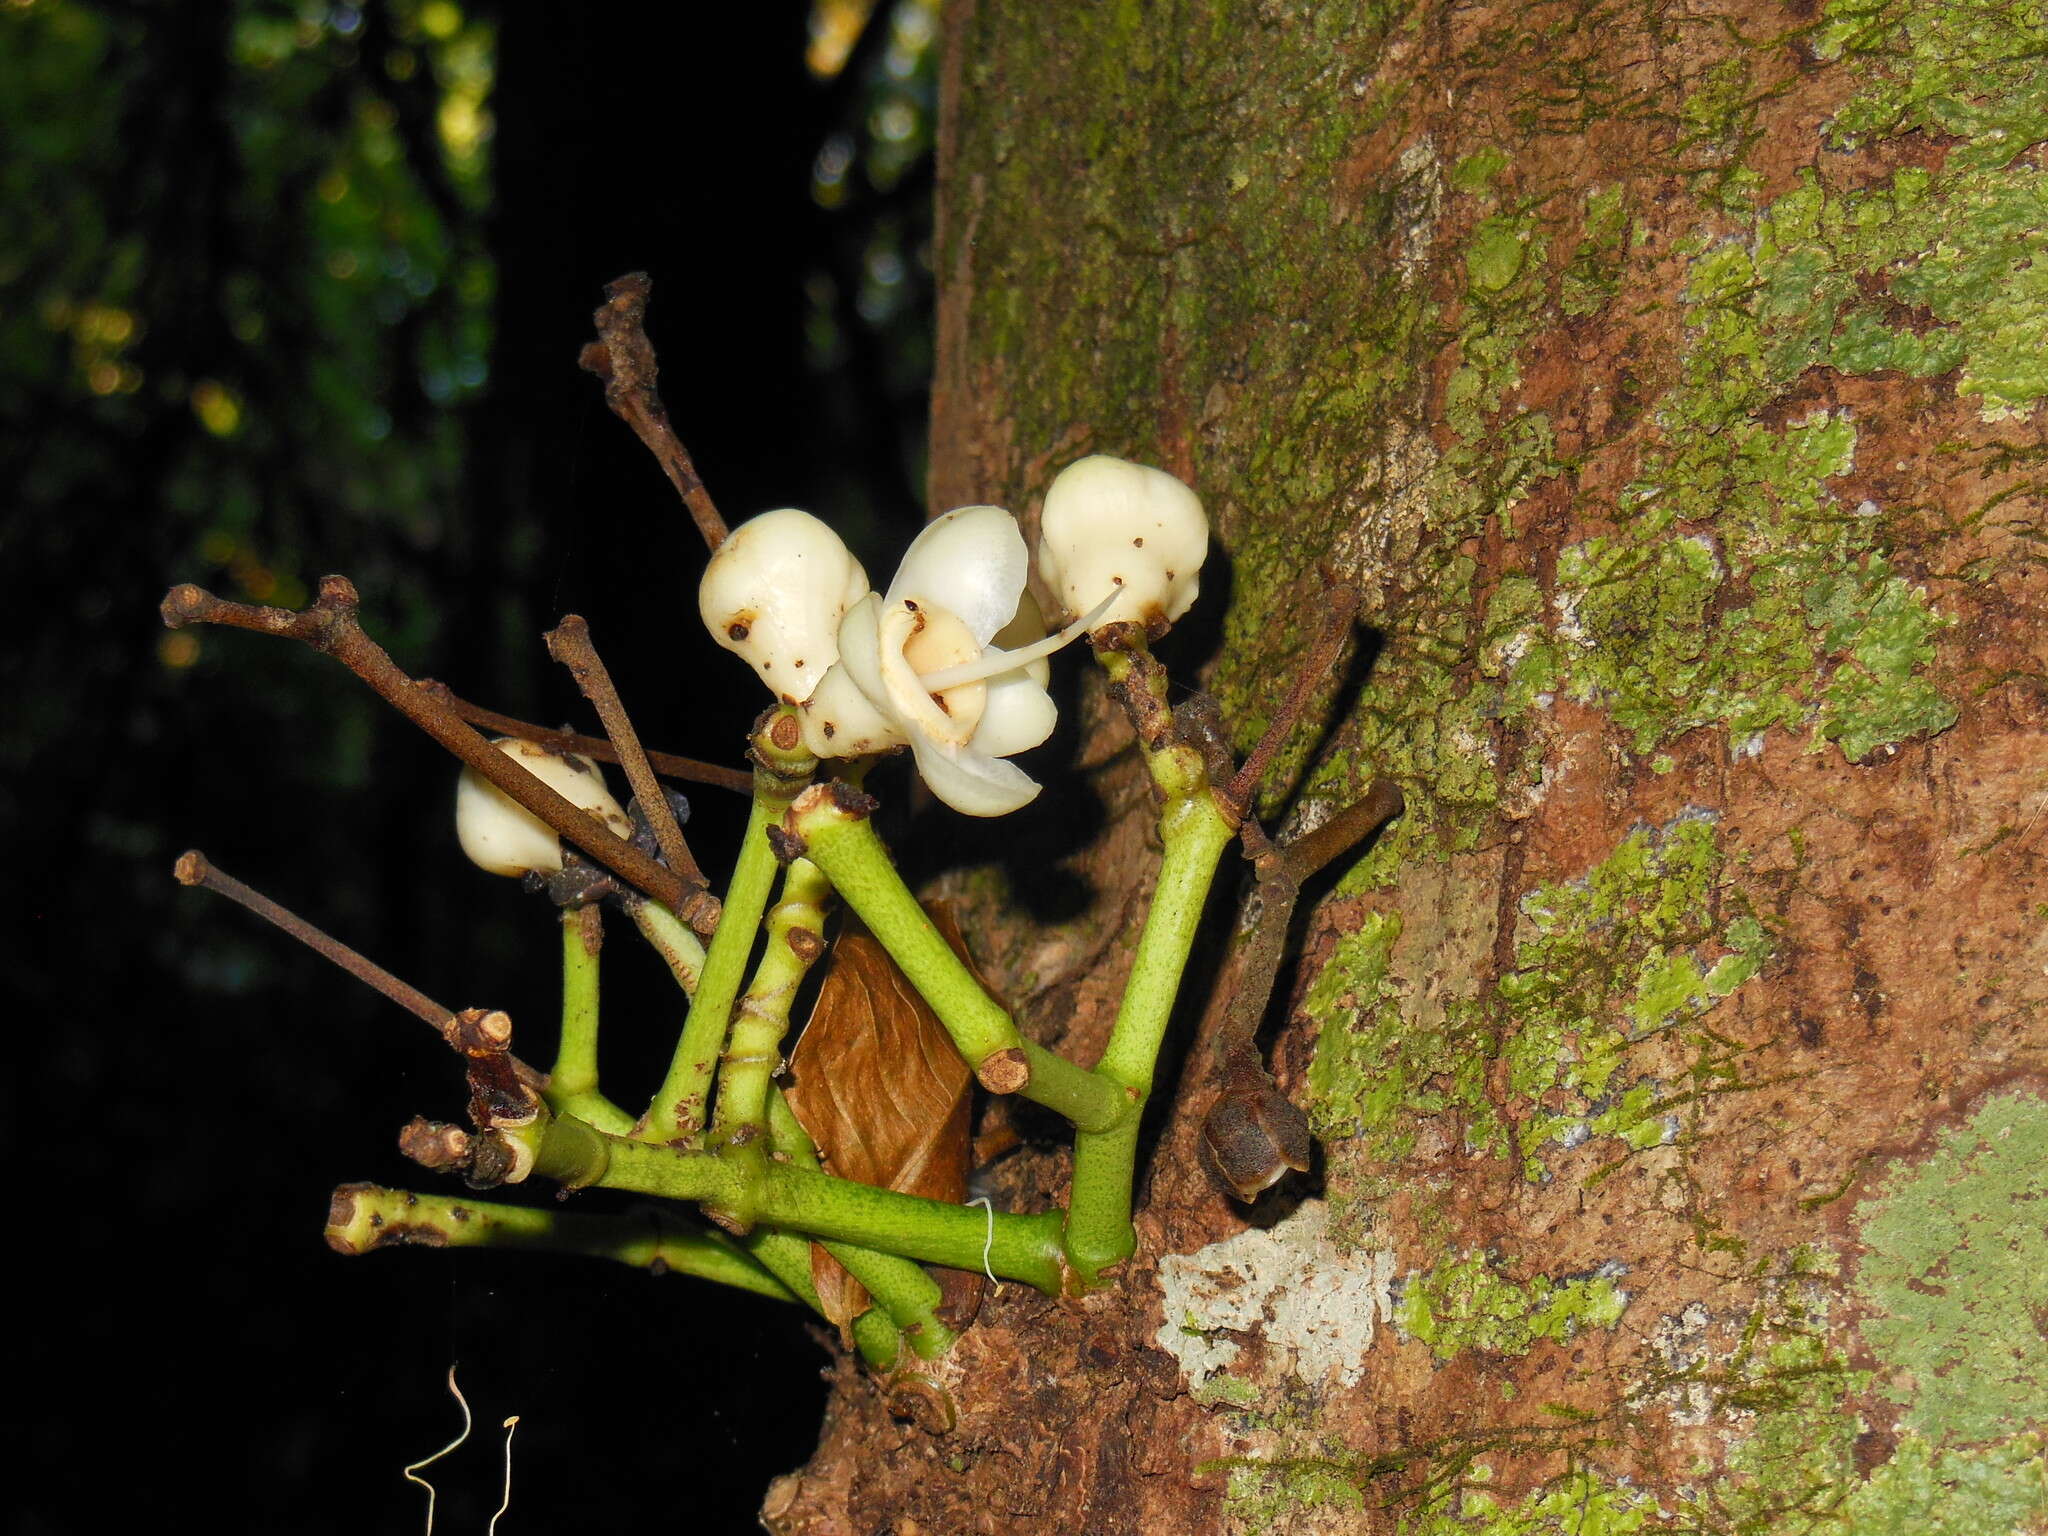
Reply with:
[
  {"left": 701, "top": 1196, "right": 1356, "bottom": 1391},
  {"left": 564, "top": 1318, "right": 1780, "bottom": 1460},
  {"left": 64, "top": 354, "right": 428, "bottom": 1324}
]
[{"left": 766, "top": 0, "right": 2048, "bottom": 1530}]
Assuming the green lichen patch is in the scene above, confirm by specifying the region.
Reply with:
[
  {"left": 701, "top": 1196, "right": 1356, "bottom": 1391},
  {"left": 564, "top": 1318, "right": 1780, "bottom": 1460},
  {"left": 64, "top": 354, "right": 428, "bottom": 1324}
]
[
  {"left": 1308, "top": 816, "right": 1773, "bottom": 1205},
  {"left": 1553, "top": 0, "right": 2048, "bottom": 764},
  {"left": 1696, "top": 1335, "right": 1868, "bottom": 1534},
  {"left": 1224, "top": 1456, "right": 1367, "bottom": 1532},
  {"left": 1727, "top": 155, "right": 2048, "bottom": 424},
  {"left": 1560, "top": 184, "right": 1633, "bottom": 318},
  {"left": 1831, "top": 1434, "right": 2048, "bottom": 1535},
  {"left": 1478, "top": 574, "right": 1561, "bottom": 718},
  {"left": 1194, "top": 1372, "right": 1263, "bottom": 1410},
  {"left": 1817, "top": 0, "right": 2048, "bottom": 173},
  {"left": 1809, "top": 559, "right": 1959, "bottom": 761},
  {"left": 1407, "top": 1469, "right": 1661, "bottom": 1536},
  {"left": 1553, "top": 533, "right": 1724, "bottom": 751},
  {"left": 1567, "top": 386, "right": 1957, "bottom": 760},
  {"left": 1446, "top": 211, "right": 1550, "bottom": 444},
  {"left": 1452, "top": 144, "right": 1512, "bottom": 195},
  {"left": 1501, "top": 815, "right": 1772, "bottom": 1177},
  {"left": 1853, "top": 1089, "right": 2048, "bottom": 1447},
  {"left": 1395, "top": 1250, "right": 1628, "bottom": 1361},
  {"left": 1305, "top": 911, "right": 1409, "bottom": 1142},
  {"left": 1305, "top": 909, "right": 1514, "bottom": 1183}
]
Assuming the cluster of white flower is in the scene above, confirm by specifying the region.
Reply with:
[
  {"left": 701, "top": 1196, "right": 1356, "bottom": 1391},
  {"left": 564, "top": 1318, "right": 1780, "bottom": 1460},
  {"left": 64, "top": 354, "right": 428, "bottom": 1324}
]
[
  {"left": 699, "top": 455, "right": 1208, "bottom": 816},
  {"left": 453, "top": 455, "right": 1208, "bottom": 872}
]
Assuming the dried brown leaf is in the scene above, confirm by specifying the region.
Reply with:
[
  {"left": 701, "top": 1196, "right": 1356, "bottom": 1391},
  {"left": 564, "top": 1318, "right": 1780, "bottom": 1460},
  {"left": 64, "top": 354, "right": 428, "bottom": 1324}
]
[{"left": 785, "top": 907, "right": 981, "bottom": 1335}]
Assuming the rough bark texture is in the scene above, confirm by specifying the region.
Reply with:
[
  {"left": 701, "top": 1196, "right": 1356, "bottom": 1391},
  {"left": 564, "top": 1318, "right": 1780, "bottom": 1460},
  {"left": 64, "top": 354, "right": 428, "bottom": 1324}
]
[{"left": 766, "top": 0, "right": 2048, "bottom": 1531}]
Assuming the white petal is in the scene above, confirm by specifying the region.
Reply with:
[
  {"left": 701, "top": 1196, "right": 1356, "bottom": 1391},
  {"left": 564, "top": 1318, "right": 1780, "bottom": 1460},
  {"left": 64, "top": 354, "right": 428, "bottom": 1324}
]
[
  {"left": 969, "top": 672, "right": 1058, "bottom": 758},
  {"left": 836, "top": 593, "right": 889, "bottom": 714},
  {"left": 799, "top": 662, "right": 907, "bottom": 758},
  {"left": 699, "top": 508, "right": 869, "bottom": 704},
  {"left": 886, "top": 504, "right": 1028, "bottom": 646},
  {"left": 907, "top": 732, "right": 1042, "bottom": 817},
  {"left": 1037, "top": 456, "right": 1207, "bottom": 630}
]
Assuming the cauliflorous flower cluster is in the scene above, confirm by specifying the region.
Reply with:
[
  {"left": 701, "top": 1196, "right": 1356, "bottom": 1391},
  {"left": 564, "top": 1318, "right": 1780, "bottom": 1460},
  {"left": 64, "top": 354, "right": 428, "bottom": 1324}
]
[{"left": 698, "top": 455, "right": 1207, "bottom": 816}]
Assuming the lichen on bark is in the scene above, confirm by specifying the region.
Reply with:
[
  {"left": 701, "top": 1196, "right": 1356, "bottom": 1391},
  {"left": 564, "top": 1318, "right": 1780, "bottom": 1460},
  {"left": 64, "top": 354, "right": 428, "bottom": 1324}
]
[{"left": 772, "top": 0, "right": 2048, "bottom": 1527}]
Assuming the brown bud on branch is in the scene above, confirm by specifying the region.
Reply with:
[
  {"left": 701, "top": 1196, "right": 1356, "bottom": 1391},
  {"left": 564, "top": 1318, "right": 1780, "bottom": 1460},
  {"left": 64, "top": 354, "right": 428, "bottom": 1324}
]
[{"left": 1202, "top": 1046, "right": 1313, "bottom": 1202}]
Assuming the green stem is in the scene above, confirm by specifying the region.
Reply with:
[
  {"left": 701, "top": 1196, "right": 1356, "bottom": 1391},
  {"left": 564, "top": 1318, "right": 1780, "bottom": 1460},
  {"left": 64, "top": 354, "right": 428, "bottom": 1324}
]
[
  {"left": 758, "top": 1166, "right": 1066, "bottom": 1294},
  {"left": 739, "top": 1227, "right": 901, "bottom": 1369},
  {"left": 1063, "top": 640, "right": 1235, "bottom": 1287},
  {"left": 325, "top": 1183, "right": 797, "bottom": 1302},
  {"left": 552, "top": 908, "right": 602, "bottom": 1096},
  {"left": 710, "top": 858, "right": 832, "bottom": 1145},
  {"left": 1064, "top": 809, "right": 1231, "bottom": 1285},
  {"left": 642, "top": 718, "right": 810, "bottom": 1144},
  {"left": 787, "top": 788, "right": 1126, "bottom": 1132},
  {"left": 767, "top": 1090, "right": 958, "bottom": 1359},
  {"left": 1095, "top": 796, "right": 1235, "bottom": 1091},
  {"left": 543, "top": 1116, "right": 1068, "bottom": 1294},
  {"left": 537, "top": 907, "right": 635, "bottom": 1134},
  {"left": 628, "top": 898, "right": 707, "bottom": 997}
]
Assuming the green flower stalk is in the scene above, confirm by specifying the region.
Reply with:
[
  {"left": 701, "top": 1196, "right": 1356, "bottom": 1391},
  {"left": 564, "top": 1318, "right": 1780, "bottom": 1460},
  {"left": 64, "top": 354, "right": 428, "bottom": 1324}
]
[
  {"left": 781, "top": 783, "right": 1128, "bottom": 1131},
  {"left": 641, "top": 709, "right": 814, "bottom": 1145},
  {"left": 326, "top": 1183, "right": 799, "bottom": 1302},
  {"left": 767, "top": 1090, "right": 959, "bottom": 1360},
  {"left": 625, "top": 896, "right": 707, "bottom": 997},
  {"left": 710, "top": 857, "right": 833, "bottom": 1148},
  {"left": 546, "top": 906, "right": 635, "bottom": 1135},
  {"left": 739, "top": 1226, "right": 903, "bottom": 1370},
  {"left": 1063, "top": 639, "right": 1235, "bottom": 1285},
  {"left": 535, "top": 1115, "right": 1070, "bottom": 1294}
]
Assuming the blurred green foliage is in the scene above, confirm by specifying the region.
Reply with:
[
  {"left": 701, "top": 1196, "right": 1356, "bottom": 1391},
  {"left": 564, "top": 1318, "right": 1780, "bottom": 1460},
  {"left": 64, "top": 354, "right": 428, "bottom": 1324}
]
[
  {"left": 803, "top": 0, "right": 940, "bottom": 523},
  {"left": 2, "top": 0, "right": 506, "bottom": 1002},
  {"left": 2, "top": 0, "right": 494, "bottom": 621}
]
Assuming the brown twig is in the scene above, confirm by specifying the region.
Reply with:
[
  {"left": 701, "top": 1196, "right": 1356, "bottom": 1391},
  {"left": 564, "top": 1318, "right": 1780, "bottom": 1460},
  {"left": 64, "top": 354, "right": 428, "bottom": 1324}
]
[
  {"left": 1198, "top": 778, "right": 1404, "bottom": 1201},
  {"left": 578, "top": 271, "right": 729, "bottom": 552},
  {"left": 1218, "top": 780, "right": 1405, "bottom": 1057},
  {"left": 175, "top": 848, "right": 451, "bottom": 1029},
  {"left": 174, "top": 849, "right": 546, "bottom": 1088},
  {"left": 413, "top": 681, "right": 753, "bottom": 794},
  {"left": 1274, "top": 778, "right": 1407, "bottom": 889},
  {"left": 161, "top": 577, "right": 718, "bottom": 935},
  {"left": 1220, "top": 587, "right": 1362, "bottom": 821},
  {"left": 544, "top": 614, "right": 715, "bottom": 930}
]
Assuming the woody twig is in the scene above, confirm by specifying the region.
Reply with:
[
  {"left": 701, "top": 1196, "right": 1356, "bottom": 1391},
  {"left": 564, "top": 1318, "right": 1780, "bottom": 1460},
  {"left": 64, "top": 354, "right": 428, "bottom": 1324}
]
[
  {"left": 160, "top": 576, "right": 718, "bottom": 935},
  {"left": 414, "top": 679, "right": 752, "bottom": 794},
  {"left": 578, "top": 271, "right": 729, "bottom": 553},
  {"left": 545, "top": 614, "right": 716, "bottom": 931}
]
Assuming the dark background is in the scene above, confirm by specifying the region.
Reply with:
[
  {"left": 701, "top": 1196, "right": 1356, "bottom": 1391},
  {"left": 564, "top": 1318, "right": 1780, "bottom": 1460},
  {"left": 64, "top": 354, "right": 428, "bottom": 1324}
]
[{"left": 7, "top": 2, "right": 938, "bottom": 1526}]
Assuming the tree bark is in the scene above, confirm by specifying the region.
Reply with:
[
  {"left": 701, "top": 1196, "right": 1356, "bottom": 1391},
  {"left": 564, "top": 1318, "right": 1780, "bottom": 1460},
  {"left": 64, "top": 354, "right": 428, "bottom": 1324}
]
[{"left": 767, "top": 0, "right": 2048, "bottom": 1530}]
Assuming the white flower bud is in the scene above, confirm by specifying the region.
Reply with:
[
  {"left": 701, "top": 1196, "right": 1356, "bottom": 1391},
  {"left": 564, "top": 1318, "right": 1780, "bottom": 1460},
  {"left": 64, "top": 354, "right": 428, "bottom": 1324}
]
[
  {"left": 698, "top": 508, "right": 870, "bottom": 705},
  {"left": 1036, "top": 455, "right": 1207, "bottom": 632},
  {"left": 456, "top": 737, "right": 631, "bottom": 878}
]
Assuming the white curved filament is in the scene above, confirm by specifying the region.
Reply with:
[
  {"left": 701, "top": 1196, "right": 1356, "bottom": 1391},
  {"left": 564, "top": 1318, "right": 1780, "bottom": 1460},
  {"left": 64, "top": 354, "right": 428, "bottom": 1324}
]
[
  {"left": 402, "top": 1365, "right": 473, "bottom": 1536},
  {"left": 915, "top": 588, "right": 1120, "bottom": 693}
]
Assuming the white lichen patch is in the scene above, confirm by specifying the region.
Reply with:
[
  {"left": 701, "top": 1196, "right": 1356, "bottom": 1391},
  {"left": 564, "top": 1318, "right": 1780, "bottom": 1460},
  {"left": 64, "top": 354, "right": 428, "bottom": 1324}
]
[
  {"left": 1154, "top": 1201, "right": 1396, "bottom": 1396},
  {"left": 1637, "top": 1301, "right": 1716, "bottom": 1426},
  {"left": 1394, "top": 136, "right": 1444, "bottom": 284}
]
